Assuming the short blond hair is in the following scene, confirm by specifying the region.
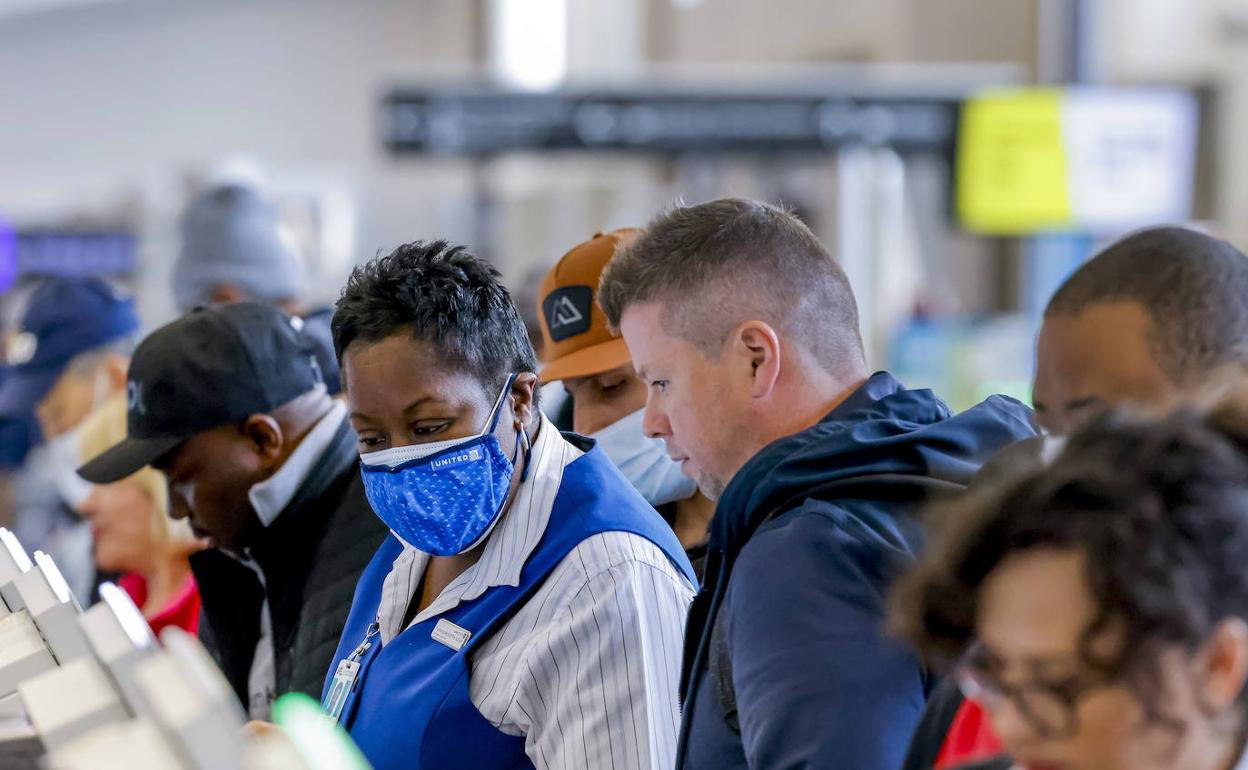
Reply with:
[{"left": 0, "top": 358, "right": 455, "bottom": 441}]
[{"left": 77, "top": 395, "right": 192, "bottom": 546}]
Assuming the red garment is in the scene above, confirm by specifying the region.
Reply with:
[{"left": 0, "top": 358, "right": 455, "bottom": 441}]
[
  {"left": 935, "top": 700, "right": 1005, "bottom": 769},
  {"left": 118, "top": 572, "right": 201, "bottom": 637}
]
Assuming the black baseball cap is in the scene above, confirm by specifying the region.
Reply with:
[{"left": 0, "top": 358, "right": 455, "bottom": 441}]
[{"left": 79, "top": 301, "right": 324, "bottom": 484}]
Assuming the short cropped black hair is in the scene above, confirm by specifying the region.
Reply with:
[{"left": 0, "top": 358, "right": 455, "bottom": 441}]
[
  {"left": 331, "top": 241, "right": 538, "bottom": 396},
  {"left": 1046, "top": 226, "right": 1248, "bottom": 385},
  {"left": 892, "top": 404, "right": 1248, "bottom": 725}
]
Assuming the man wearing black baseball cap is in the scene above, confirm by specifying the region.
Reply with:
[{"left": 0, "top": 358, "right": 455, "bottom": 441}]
[
  {"left": 171, "top": 183, "right": 342, "bottom": 396},
  {"left": 79, "top": 301, "right": 386, "bottom": 718}
]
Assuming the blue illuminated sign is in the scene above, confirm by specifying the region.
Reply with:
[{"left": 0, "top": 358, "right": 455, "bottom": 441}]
[{"left": 0, "top": 222, "right": 15, "bottom": 293}]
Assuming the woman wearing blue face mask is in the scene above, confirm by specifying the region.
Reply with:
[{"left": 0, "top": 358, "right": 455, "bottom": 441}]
[
  {"left": 322, "top": 241, "right": 697, "bottom": 770},
  {"left": 535, "top": 230, "right": 716, "bottom": 580}
]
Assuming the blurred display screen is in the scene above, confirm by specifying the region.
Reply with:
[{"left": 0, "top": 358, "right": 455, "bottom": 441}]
[
  {"left": 384, "top": 89, "right": 960, "bottom": 155},
  {"left": 13, "top": 230, "right": 136, "bottom": 278},
  {"left": 957, "top": 87, "right": 1199, "bottom": 235}
]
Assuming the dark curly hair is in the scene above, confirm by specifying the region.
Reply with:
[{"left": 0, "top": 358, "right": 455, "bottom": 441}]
[
  {"left": 891, "top": 404, "right": 1248, "bottom": 721},
  {"left": 331, "top": 240, "right": 539, "bottom": 399}
]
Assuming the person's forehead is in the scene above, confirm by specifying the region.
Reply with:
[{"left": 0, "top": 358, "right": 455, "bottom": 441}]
[
  {"left": 619, "top": 302, "right": 694, "bottom": 369},
  {"left": 618, "top": 302, "right": 667, "bottom": 340},
  {"left": 1035, "top": 303, "right": 1171, "bottom": 405},
  {"left": 568, "top": 367, "right": 645, "bottom": 411},
  {"left": 567, "top": 362, "right": 640, "bottom": 387},
  {"left": 342, "top": 334, "right": 488, "bottom": 408},
  {"left": 600, "top": 361, "right": 639, "bottom": 377},
  {"left": 157, "top": 427, "right": 228, "bottom": 474},
  {"left": 979, "top": 548, "right": 1096, "bottom": 656}
]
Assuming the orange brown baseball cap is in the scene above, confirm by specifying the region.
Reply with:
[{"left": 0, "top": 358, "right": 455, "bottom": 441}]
[{"left": 537, "top": 228, "right": 640, "bottom": 383}]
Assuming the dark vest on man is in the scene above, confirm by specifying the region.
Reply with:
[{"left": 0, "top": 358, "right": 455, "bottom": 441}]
[{"left": 192, "top": 419, "right": 388, "bottom": 705}]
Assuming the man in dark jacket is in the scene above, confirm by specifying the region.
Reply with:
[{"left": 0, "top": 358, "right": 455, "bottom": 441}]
[
  {"left": 599, "top": 198, "right": 1036, "bottom": 769},
  {"left": 900, "top": 225, "right": 1248, "bottom": 770},
  {"left": 78, "top": 302, "right": 386, "bottom": 717},
  {"left": 171, "top": 182, "right": 341, "bottom": 395}
]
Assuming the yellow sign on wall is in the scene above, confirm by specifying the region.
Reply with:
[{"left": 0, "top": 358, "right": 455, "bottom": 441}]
[
  {"left": 957, "top": 89, "right": 1073, "bottom": 234},
  {"left": 957, "top": 87, "right": 1198, "bottom": 235}
]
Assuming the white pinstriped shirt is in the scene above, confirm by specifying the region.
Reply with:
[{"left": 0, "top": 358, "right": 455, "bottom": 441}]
[{"left": 374, "top": 415, "right": 696, "bottom": 770}]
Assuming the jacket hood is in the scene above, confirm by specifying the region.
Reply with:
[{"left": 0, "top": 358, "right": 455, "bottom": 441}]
[{"left": 710, "top": 372, "right": 1036, "bottom": 558}]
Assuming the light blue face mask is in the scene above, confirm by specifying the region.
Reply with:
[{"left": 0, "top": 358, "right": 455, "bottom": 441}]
[
  {"left": 359, "top": 376, "right": 527, "bottom": 556},
  {"left": 590, "top": 408, "right": 697, "bottom": 507}
]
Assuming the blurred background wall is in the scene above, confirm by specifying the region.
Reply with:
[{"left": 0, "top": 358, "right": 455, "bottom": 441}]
[{"left": 0, "top": 0, "right": 1236, "bottom": 406}]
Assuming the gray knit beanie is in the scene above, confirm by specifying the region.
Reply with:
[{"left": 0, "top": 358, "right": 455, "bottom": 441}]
[{"left": 172, "top": 184, "right": 302, "bottom": 312}]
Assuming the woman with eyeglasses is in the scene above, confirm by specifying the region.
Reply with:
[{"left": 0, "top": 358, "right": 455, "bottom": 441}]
[{"left": 891, "top": 406, "right": 1248, "bottom": 770}]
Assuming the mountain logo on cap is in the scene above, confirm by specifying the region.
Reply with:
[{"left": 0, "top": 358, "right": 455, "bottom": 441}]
[
  {"left": 552, "top": 297, "right": 584, "bottom": 328},
  {"left": 543, "top": 285, "right": 593, "bottom": 342}
]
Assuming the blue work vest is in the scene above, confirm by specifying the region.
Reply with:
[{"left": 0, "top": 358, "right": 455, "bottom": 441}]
[{"left": 323, "top": 441, "right": 697, "bottom": 770}]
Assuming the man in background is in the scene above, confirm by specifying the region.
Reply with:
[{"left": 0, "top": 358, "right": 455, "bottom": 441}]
[
  {"left": 79, "top": 302, "right": 386, "bottom": 716},
  {"left": 1033, "top": 226, "right": 1248, "bottom": 433},
  {"left": 537, "top": 230, "right": 715, "bottom": 577},
  {"left": 172, "top": 183, "right": 340, "bottom": 394},
  {"left": 0, "top": 276, "right": 140, "bottom": 601},
  {"left": 902, "top": 224, "right": 1248, "bottom": 770}
]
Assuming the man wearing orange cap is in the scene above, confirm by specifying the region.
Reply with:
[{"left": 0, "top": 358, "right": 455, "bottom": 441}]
[{"left": 537, "top": 230, "right": 715, "bottom": 577}]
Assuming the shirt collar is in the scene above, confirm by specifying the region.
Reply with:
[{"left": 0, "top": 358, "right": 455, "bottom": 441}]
[
  {"left": 377, "top": 414, "right": 583, "bottom": 642},
  {"left": 247, "top": 401, "right": 348, "bottom": 527}
]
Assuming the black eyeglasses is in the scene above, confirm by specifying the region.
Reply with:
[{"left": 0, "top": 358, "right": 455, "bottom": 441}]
[{"left": 955, "top": 650, "right": 1113, "bottom": 739}]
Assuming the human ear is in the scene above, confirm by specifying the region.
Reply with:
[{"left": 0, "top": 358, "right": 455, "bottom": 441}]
[
  {"left": 734, "top": 321, "right": 782, "bottom": 399},
  {"left": 210, "top": 284, "right": 246, "bottom": 304},
  {"left": 510, "top": 373, "right": 539, "bottom": 429},
  {"left": 241, "top": 415, "right": 285, "bottom": 469},
  {"left": 102, "top": 354, "right": 129, "bottom": 393},
  {"left": 1197, "top": 618, "right": 1248, "bottom": 710}
]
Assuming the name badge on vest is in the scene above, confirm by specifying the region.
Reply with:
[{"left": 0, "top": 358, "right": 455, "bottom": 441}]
[{"left": 432, "top": 618, "right": 471, "bottom": 651}]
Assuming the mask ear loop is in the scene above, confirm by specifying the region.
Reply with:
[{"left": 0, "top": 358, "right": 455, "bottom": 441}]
[
  {"left": 516, "top": 426, "right": 532, "bottom": 483},
  {"left": 483, "top": 374, "right": 519, "bottom": 436},
  {"left": 485, "top": 373, "right": 533, "bottom": 482}
]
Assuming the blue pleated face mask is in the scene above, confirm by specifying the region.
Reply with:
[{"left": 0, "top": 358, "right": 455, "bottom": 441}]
[
  {"left": 590, "top": 408, "right": 697, "bottom": 507},
  {"left": 359, "top": 376, "right": 526, "bottom": 556}
]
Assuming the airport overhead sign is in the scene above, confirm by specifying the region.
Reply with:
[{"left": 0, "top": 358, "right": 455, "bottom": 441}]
[{"left": 382, "top": 87, "right": 961, "bottom": 155}]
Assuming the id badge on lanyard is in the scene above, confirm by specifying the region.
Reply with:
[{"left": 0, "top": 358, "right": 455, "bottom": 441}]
[{"left": 322, "top": 622, "right": 379, "bottom": 724}]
